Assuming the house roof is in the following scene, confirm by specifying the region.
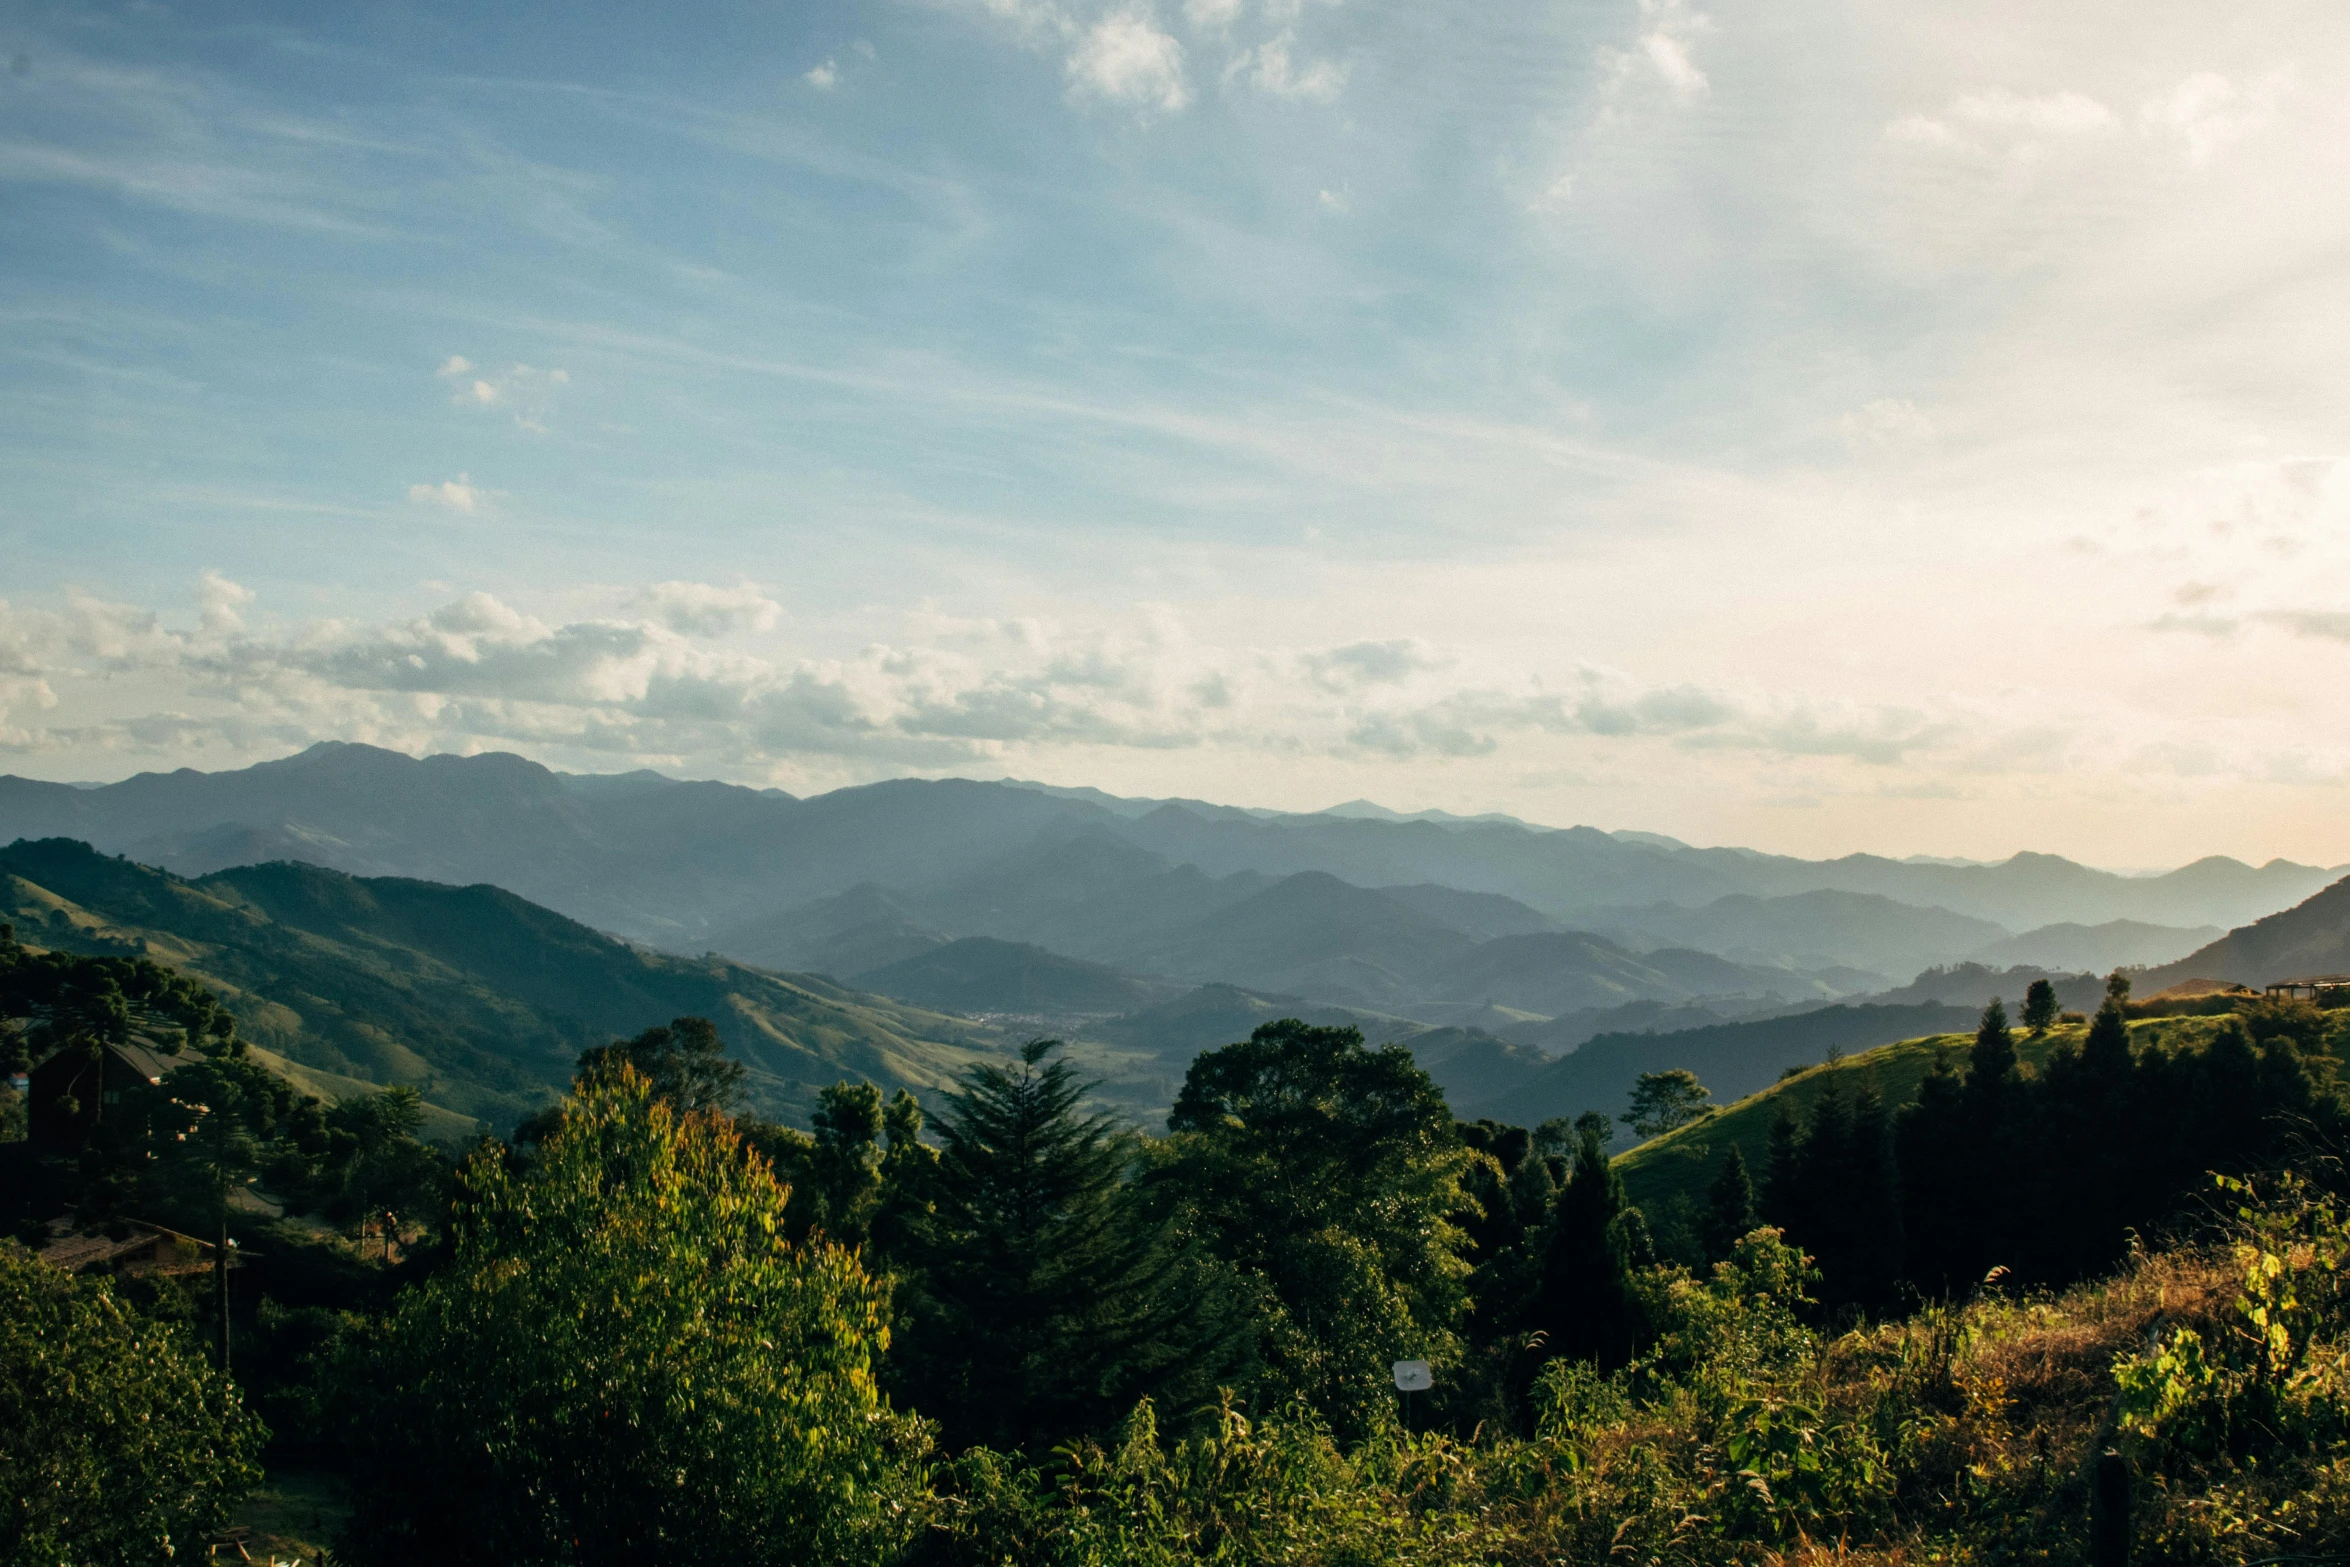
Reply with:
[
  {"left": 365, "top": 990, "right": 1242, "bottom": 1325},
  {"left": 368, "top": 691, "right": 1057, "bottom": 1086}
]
[{"left": 29, "top": 1034, "right": 206, "bottom": 1084}]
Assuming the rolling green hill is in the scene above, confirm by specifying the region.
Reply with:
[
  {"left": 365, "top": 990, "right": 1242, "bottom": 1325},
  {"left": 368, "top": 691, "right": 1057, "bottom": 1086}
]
[
  {"left": 1614, "top": 1012, "right": 2247, "bottom": 1218},
  {"left": 0, "top": 838, "right": 1005, "bottom": 1131}
]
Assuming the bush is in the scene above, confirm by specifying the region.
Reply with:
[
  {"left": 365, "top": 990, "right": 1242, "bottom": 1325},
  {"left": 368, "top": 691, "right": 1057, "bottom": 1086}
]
[
  {"left": 337, "top": 1070, "right": 929, "bottom": 1567},
  {"left": 0, "top": 1241, "right": 265, "bottom": 1566}
]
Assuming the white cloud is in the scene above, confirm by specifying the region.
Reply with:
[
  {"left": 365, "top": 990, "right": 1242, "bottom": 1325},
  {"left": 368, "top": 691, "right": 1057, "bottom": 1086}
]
[
  {"left": 2140, "top": 72, "right": 2286, "bottom": 168},
  {"left": 1232, "top": 32, "right": 1345, "bottom": 101},
  {"left": 1184, "top": 0, "right": 1241, "bottom": 28},
  {"left": 196, "top": 571, "right": 254, "bottom": 634},
  {"left": 627, "top": 581, "right": 785, "bottom": 637},
  {"left": 435, "top": 357, "right": 570, "bottom": 432},
  {"left": 805, "top": 60, "right": 839, "bottom": 90},
  {"left": 1066, "top": 12, "right": 1191, "bottom": 113},
  {"left": 1602, "top": 0, "right": 1712, "bottom": 104},
  {"left": 408, "top": 475, "right": 483, "bottom": 513},
  {"left": 1640, "top": 31, "right": 1706, "bottom": 101}
]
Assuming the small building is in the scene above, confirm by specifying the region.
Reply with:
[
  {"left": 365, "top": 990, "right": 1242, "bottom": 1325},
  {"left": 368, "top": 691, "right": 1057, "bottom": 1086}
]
[
  {"left": 23, "top": 1216, "right": 235, "bottom": 1279},
  {"left": 27, "top": 1036, "right": 206, "bottom": 1147},
  {"left": 2266, "top": 976, "right": 2350, "bottom": 1007}
]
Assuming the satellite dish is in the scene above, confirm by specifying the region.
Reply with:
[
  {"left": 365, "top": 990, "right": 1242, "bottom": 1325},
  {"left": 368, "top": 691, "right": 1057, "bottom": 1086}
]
[{"left": 1392, "top": 1359, "right": 1432, "bottom": 1392}]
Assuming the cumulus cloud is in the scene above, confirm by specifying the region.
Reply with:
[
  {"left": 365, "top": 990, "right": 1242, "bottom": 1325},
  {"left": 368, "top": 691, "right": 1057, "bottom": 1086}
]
[
  {"left": 626, "top": 581, "right": 785, "bottom": 637},
  {"left": 408, "top": 475, "right": 483, "bottom": 513},
  {"left": 1888, "top": 87, "right": 2119, "bottom": 164},
  {"left": 805, "top": 59, "right": 840, "bottom": 89},
  {"left": 196, "top": 570, "right": 254, "bottom": 633},
  {"left": 1067, "top": 13, "right": 1191, "bottom": 113},
  {"left": 0, "top": 582, "right": 2053, "bottom": 783}
]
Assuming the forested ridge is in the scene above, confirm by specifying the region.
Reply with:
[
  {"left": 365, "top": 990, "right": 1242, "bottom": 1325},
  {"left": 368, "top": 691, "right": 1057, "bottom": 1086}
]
[{"left": 10, "top": 921, "right": 2350, "bottom": 1567}]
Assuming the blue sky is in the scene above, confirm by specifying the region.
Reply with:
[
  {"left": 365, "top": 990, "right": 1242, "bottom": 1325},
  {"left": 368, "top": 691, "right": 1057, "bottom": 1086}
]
[{"left": 4, "top": 0, "right": 2349, "bottom": 866}]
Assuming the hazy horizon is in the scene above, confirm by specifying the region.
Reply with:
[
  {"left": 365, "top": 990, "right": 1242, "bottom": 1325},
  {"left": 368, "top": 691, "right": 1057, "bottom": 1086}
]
[{"left": 6, "top": 1, "right": 2347, "bottom": 867}]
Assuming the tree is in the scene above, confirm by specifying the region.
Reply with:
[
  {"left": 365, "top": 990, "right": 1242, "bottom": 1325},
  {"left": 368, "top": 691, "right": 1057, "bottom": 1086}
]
[
  {"left": 1535, "top": 1126, "right": 1637, "bottom": 1367},
  {"left": 1159, "top": 1019, "right": 1473, "bottom": 1438},
  {"left": 2021, "top": 978, "right": 2059, "bottom": 1035},
  {"left": 341, "top": 1068, "right": 923, "bottom": 1567},
  {"left": 1, "top": 1242, "right": 264, "bottom": 1567},
  {"left": 1623, "top": 1070, "right": 1711, "bottom": 1140},
  {"left": 1702, "top": 1145, "right": 1758, "bottom": 1263},
  {"left": 1573, "top": 1110, "right": 1616, "bottom": 1150},
  {"left": 893, "top": 1041, "right": 1228, "bottom": 1453},
  {"left": 575, "top": 1014, "right": 744, "bottom": 1114},
  {"left": 2106, "top": 968, "right": 2134, "bottom": 1006}
]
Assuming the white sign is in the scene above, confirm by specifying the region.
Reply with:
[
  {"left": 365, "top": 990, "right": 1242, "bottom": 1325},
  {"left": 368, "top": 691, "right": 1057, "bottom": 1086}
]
[{"left": 1392, "top": 1359, "right": 1432, "bottom": 1392}]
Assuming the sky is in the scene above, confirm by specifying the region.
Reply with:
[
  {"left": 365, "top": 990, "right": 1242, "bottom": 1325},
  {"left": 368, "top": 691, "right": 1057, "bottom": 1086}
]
[{"left": 2, "top": 0, "right": 2348, "bottom": 868}]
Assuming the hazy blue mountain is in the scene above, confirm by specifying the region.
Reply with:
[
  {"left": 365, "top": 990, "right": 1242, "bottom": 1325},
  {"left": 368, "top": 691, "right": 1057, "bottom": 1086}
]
[
  {"left": 1374, "top": 883, "right": 1562, "bottom": 940},
  {"left": 1118, "top": 871, "right": 1477, "bottom": 1002},
  {"left": 2141, "top": 875, "right": 2350, "bottom": 989},
  {"left": 1971, "top": 919, "right": 2224, "bottom": 974},
  {"left": 1597, "top": 890, "right": 2006, "bottom": 980},
  {"left": 711, "top": 883, "right": 951, "bottom": 977},
  {"left": 852, "top": 936, "right": 1168, "bottom": 1017},
  {"left": 2, "top": 745, "right": 2334, "bottom": 961},
  {"left": 909, "top": 831, "right": 1271, "bottom": 964},
  {"left": 1089, "top": 982, "right": 1427, "bottom": 1067},
  {"left": 1454, "top": 1003, "right": 1985, "bottom": 1127},
  {"left": 0, "top": 838, "right": 1002, "bottom": 1130}
]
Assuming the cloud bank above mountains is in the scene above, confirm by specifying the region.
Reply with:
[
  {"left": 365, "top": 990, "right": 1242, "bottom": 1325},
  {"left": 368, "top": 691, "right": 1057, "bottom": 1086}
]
[{"left": 3, "top": 0, "right": 2350, "bottom": 862}]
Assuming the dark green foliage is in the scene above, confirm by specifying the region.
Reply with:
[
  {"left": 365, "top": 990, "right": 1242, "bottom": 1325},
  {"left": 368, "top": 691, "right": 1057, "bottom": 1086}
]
[
  {"left": 894, "top": 1040, "right": 1234, "bottom": 1453},
  {"left": 0, "top": 1243, "right": 265, "bottom": 1566},
  {"left": 2022, "top": 977, "right": 2059, "bottom": 1034},
  {"left": 1158, "top": 1019, "right": 1473, "bottom": 1437},
  {"left": 1701, "top": 1145, "right": 1756, "bottom": 1263},
  {"left": 1757, "top": 1075, "right": 1902, "bottom": 1315},
  {"left": 1536, "top": 1127, "right": 1636, "bottom": 1367},
  {"left": 575, "top": 1014, "right": 746, "bottom": 1113}
]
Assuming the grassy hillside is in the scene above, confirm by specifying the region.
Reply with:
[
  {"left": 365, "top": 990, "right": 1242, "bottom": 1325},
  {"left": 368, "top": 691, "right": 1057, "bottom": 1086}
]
[
  {"left": 0, "top": 838, "right": 1004, "bottom": 1130},
  {"left": 1616, "top": 1011, "right": 2245, "bottom": 1217}
]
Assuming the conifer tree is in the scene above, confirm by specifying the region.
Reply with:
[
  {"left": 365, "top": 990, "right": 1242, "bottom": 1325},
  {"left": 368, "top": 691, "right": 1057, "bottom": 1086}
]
[
  {"left": 896, "top": 1039, "right": 1231, "bottom": 1453},
  {"left": 1701, "top": 1144, "right": 1756, "bottom": 1262},
  {"left": 1536, "top": 1126, "right": 1636, "bottom": 1367},
  {"left": 1763, "top": 1101, "right": 1801, "bottom": 1226}
]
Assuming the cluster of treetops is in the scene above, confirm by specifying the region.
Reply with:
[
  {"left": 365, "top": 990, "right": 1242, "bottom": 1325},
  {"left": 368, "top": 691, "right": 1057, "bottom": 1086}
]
[{"left": 5, "top": 917, "right": 2345, "bottom": 1552}]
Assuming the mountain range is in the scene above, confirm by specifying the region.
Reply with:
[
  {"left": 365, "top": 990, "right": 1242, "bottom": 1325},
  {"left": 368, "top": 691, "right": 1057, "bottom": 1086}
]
[
  {"left": 6, "top": 743, "right": 2347, "bottom": 1142},
  {"left": 1, "top": 744, "right": 2327, "bottom": 961}
]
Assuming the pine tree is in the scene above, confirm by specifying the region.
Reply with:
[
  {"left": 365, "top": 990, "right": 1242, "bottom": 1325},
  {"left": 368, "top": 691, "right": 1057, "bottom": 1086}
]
[
  {"left": 1762, "top": 1102, "right": 1801, "bottom": 1229},
  {"left": 895, "top": 1039, "right": 1232, "bottom": 1453},
  {"left": 1894, "top": 1049, "right": 1969, "bottom": 1296},
  {"left": 1701, "top": 1145, "right": 1756, "bottom": 1262},
  {"left": 1537, "top": 1127, "right": 1635, "bottom": 1367}
]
